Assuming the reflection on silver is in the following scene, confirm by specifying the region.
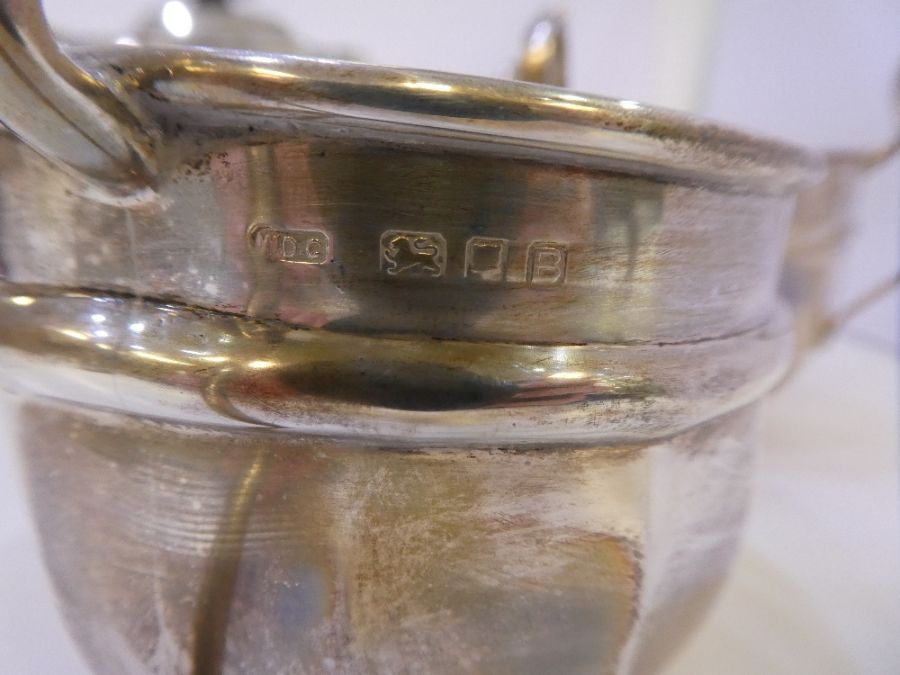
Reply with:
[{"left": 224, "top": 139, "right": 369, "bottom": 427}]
[{"left": 161, "top": 1, "right": 194, "bottom": 38}]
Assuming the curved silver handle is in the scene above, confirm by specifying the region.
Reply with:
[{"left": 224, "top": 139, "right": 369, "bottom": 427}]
[
  {"left": 0, "top": 0, "right": 156, "bottom": 187},
  {"left": 787, "top": 72, "right": 900, "bottom": 351}
]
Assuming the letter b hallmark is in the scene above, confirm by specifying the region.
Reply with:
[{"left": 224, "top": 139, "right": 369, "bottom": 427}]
[{"left": 527, "top": 242, "right": 568, "bottom": 286}]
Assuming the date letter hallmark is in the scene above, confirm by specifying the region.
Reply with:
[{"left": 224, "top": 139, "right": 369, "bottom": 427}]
[
  {"left": 527, "top": 242, "right": 568, "bottom": 286},
  {"left": 381, "top": 230, "right": 446, "bottom": 278},
  {"left": 465, "top": 237, "right": 509, "bottom": 282},
  {"left": 252, "top": 226, "right": 330, "bottom": 265}
]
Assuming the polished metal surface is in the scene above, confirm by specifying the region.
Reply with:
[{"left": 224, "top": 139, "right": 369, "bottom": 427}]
[
  {"left": 0, "top": 41, "right": 820, "bottom": 345},
  {"left": 0, "top": 119, "right": 807, "bottom": 345},
  {"left": 0, "top": 0, "right": 884, "bottom": 674},
  {"left": 0, "top": 286, "right": 792, "bottom": 442}
]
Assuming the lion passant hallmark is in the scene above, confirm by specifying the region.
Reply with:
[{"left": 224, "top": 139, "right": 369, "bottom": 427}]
[{"left": 380, "top": 230, "right": 447, "bottom": 278}]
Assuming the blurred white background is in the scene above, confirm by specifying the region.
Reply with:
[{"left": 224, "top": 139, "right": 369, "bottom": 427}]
[
  {"left": 41, "top": 0, "right": 899, "bottom": 347},
  {"left": 1, "top": 1, "right": 897, "bottom": 674}
]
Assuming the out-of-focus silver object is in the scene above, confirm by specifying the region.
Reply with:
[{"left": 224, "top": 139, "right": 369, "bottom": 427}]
[{"left": 0, "top": 1, "right": 895, "bottom": 673}]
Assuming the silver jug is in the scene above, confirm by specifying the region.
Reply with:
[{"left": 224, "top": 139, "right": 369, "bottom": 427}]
[{"left": 0, "top": 2, "right": 894, "bottom": 674}]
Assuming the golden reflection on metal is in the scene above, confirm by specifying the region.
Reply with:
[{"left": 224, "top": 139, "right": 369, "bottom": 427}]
[
  {"left": 129, "top": 350, "right": 191, "bottom": 367},
  {"left": 191, "top": 449, "right": 267, "bottom": 675},
  {"left": 402, "top": 80, "right": 455, "bottom": 93},
  {"left": 199, "top": 355, "right": 230, "bottom": 364},
  {"left": 55, "top": 327, "right": 91, "bottom": 341},
  {"left": 246, "top": 359, "right": 277, "bottom": 370},
  {"left": 248, "top": 66, "right": 297, "bottom": 82},
  {"left": 245, "top": 145, "right": 285, "bottom": 321},
  {"left": 0, "top": 286, "right": 794, "bottom": 448},
  {"left": 181, "top": 63, "right": 220, "bottom": 75},
  {"left": 541, "top": 97, "right": 598, "bottom": 113},
  {"left": 549, "top": 370, "right": 588, "bottom": 381}
]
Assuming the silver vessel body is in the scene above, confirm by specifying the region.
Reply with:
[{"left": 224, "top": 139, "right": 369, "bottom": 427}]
[{"left": 0, "top": 2, "right": 835, "bottom": 673}]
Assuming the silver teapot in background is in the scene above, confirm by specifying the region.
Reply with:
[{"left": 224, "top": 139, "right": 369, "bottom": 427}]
[{"left": 0, "top": 1, "right": 895, "bottom": 673}]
